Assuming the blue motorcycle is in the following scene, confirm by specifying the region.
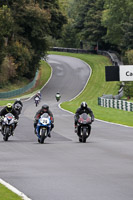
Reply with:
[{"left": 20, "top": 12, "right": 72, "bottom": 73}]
[{"left": 36, "top": 113, "right": 52, "bottom": 143}]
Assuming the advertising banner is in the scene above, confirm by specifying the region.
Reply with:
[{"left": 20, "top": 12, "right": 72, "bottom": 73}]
[{"left": 119, "top": 65, "right": 133, "bottom": 81}]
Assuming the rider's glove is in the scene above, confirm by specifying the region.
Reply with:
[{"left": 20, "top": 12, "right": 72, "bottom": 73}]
[
  {"left": 0, "top": 116, "right": 4, "bottom": 121},
  {"left": 91, "top": 119, "right": 94, "bottom": 122}
]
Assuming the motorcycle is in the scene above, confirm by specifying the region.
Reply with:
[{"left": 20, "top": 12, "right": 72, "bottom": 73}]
[
  {"left": 55, "top": 93, "right": 61, "bottom": 102},
  {"left": 77, "top": 113, "right": 92, "bottom": 143},
  {"left": 1, "top": 113, "right": 17, "bottom": 141},
  {"left": 34, "top": 96, "right": 40, "bottom": 107},
  {"left": 36, "top": 113, "right": 52, "bottom": 143},
  {"left": 14, "top": 103, "right": 22, "bottom": 115}
]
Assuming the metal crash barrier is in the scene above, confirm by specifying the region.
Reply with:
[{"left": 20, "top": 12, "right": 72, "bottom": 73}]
[
  {"left": 0, "top": 71, "right": 38, "bottom": 99},
  {"left": 98, "top": 97, "right": 133, "bottom": 112}
]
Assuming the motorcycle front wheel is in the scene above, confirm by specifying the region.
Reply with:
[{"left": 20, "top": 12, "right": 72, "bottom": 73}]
[
  {"left": 82, "top": 128, "right": 87, "bottom": 143},
  {"left": 3, "top": 127, "right": 10, "bottom": 141},
  {"left": 39, "top": 128, "right": 47, "bottom": 144}
]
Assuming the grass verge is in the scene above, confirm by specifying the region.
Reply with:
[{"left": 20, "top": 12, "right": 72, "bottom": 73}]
[
  {"left": 0, "top": 52, "right": 133, "bottom": 127},
  {"left": 0, "top": 184, "right": 22, "bottom": 200},
  {"left": 49, "top": 51, "right": 133, "bottom": 127},
  {"left": 0, "top": 60, "right": 51, "bottom": 106}
]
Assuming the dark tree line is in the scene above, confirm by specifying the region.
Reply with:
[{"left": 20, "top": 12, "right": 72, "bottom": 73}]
[
  {"left": 0, "top": 0, "right": 66, "bottom": 86},
  {"left": 58, "top": 0, "right": 133, "bottom": 55}
]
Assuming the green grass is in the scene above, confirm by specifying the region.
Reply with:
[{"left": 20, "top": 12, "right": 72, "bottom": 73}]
[
  {"left": 0, "top": 60, "right": 51, "bottom": 106},
  {"left": 49, "top": 51, "right": 133, "bottom": 127},
  {"left": 0, "top": 79, "right": 30, "bottom": 93},
  {"left": 0, "top": 184, "right": 22, "bottom": 200},
  {"left": 0, "top": 51, "right": 133, "bottom": 126}
]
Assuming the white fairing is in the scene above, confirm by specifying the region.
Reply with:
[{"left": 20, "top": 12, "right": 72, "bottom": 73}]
[
  {"left": 56, "top": 94, "right": 60, "bottom": 97},
  {"left": 40, "top": 118, "right": 50, "bottom": 125},
  {"left": 4, "top": 113, "right": 15, "bottom": 125},
  {"left": 35, "top": 97, "right": 39, "bottom": 101},
  {"left": 39, "top": 113, "right": 51, "bottom": 125}
]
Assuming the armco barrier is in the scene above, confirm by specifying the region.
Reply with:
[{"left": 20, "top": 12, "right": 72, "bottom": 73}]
[
  {"left": 51, "top": 47, "right": 97, "bottom": 54},
  {"left": 0, "top": 71, "right": 38, "bottom": 99},
  {"left": 50, "top": 47, "right": 122, "bottom": 66},
  {"left": 98, "top": 97, "right": 133, "bottom": 112}
]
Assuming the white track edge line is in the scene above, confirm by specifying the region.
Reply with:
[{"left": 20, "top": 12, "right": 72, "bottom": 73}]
[
  {"left": 0, "top": 179, "right": 32, "bottom": 200},
  {"left": 59, "top": 104, "right": 133, "bottom": 129},
  {"left": 57, "top": 59, "right": 133, "bottom": 129}
]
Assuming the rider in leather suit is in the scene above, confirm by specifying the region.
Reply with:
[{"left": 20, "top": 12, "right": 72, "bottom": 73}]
[
  {"left": 34, "top": 104, "right": 54, "bottom": 137},
  {"left": 0, "top": 103, "right": 19, "bottom": 134},
  {"left": 74, "top": 102, "right": 94, "bottom": 132}
]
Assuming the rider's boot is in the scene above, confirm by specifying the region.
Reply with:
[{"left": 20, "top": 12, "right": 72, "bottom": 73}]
[
  {"left": 34, "top": 128, "right": 37, "bottom": 135},
  {"left": 75, "top": 125, "right": 78, "bottom": 133},
  {"left": 48, "top": 132, "right": 51, "bottom": 137}
]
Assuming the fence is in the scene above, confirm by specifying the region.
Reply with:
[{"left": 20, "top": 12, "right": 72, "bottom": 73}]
[
  {"left": 50, "top": 47, "right": 122, "bottom": 66},
  {"left": 98, "top": 97, "right": 133, "bottom": 112},
  {"left": 51, "top": 47, "right": 97, "bottom": 54},
  {"left": 97, "top": 50, "right": 123, "bottom": 66},
  {"left": 0, "top": 71, "right": 38, "bottom": 99}
]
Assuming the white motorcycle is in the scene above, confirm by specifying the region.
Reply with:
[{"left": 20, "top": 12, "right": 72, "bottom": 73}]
[
  {"left": 34, "top": 96, "right": 40, "bottom": 107},
  {"left": 1, "top": 113, "right": 17, "bottom": 141}
]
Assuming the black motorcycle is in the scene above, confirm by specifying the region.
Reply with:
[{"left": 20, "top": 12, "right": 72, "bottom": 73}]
[
  {"left": 77, "top": 113, "right": 92, "bottom": 143},
  {"left": 14, "top": 103, "right": 22, "bottom": 115}
]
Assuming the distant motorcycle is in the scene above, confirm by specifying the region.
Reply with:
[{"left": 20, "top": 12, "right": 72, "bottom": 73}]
[
  {"left": 77, "top": 113, "right": 92, "bottom": 143},
  {"left": 55, "top": 93, "right": 61, "bottom": 102},
  {"left": 14, "top": 103, "right": 22, "bottom": 115},
  {"left": 36, "top": 113, "right": 52, "bottom": 143},
  {"left": 1, "top": 113, "right": 17, "bottom": 141},
  {"left": 34, "top": 96, "right": 40, "bottom": 107}
]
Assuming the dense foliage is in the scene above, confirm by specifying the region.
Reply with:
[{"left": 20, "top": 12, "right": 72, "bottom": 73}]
[
  {"left": 0, "top": 0, "right": 133, "bottom": 97},
  {"left": 58, "top": 0, "right": 133, "bottom": 98},
  {"left": 0, "top": 0, "right": 66, "bottom": 86},
  {"left": 58, "top": 0, "right": 133, "bottom": 53}
]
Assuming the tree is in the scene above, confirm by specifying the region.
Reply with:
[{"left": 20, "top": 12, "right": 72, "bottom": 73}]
[
  {"left": 123, "top": 82, "right": 133, "bottom": 99},
  {"left": 61, "top": 0, "right": 107, "bottom": 49},
  {"left": 102, "top": 0, "right": 133, "bottom": 52},
  {"left": 37, "top": 0, "right": 67, "bottom": 39},
  {"left": 82, "top": 0, "right": 107, "bottom": 49},
  {"left": 0, "top": 0, "right": 66, "bottom": 84},
  {"left": 122, "top": 16, "right": 133, "bottom": 50},
  {"left": 61, "top": 22, "right": 78, "bottom": 48},
  {"left": 0, "top": 5, "right": 14, "bottom": 66}
]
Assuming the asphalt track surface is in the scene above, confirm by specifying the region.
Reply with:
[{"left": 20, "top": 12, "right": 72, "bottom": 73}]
[{"left": 0, "top": 55, "right": 133, "bottom": 200}]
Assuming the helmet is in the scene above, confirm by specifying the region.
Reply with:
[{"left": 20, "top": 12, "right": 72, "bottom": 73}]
[
  {"left": 6, "top": 103, "right": 12, "bottom": 112},
  {"left": 81, "top": 102, "right": 87, "bottom": 109},
  {"left": 42, "top": 104, "right": 49, "bottom": 110},
  {"left": 17, "top": 98, "right": 20, "bottom": 101}
]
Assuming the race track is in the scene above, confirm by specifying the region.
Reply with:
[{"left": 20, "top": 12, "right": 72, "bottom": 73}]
[{"left": 0, "top": 55, "right": 133, "bottom": 200}]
